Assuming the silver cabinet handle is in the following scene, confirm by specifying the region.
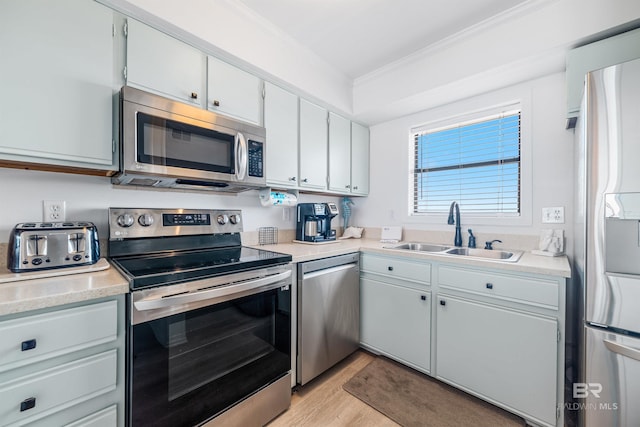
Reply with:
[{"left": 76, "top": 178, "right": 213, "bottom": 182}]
[
  {"left": 604, "top": 339, "right": 640, "bottom": 362},
  {"left": 289, "top": 177, "right": 296, "bottom": 181},
  {"left": 134, "top": 270, "right": 291, "bottom": 311},
  {"left": 302, "top": 178, "right": 308, "bottom": 183}
]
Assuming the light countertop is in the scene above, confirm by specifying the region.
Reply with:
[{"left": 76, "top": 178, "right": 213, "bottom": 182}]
[
  {"left": 0, "top": 237, "right": 570, "bottom": 317},
  {"left": 252, "top": 238, "right": 572, "bottom": 278},
  {"left": 0, "top": 258, "right": 129, "bottom": 316}
]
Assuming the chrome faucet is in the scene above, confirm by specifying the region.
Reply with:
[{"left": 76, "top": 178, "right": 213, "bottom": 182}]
[{"left": 448, "top": 201, "right": 462, "bottom": 247}]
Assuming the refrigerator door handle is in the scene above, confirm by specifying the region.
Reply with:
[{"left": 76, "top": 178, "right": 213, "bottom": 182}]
[{"left": 604, "top": 339, "right": 640, "bottom": 362}]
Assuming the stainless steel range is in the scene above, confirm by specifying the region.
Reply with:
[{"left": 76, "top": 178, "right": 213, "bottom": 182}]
[{"left": 107, "top": 208, "right": 293, "bottom": 427}]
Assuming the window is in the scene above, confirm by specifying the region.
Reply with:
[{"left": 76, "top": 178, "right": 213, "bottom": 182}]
[{"left": 411, "top": 108, "right": 521, "bottom": 215}]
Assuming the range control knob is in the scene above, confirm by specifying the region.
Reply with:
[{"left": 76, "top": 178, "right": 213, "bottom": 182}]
[
  {"left": 138, "top": 214, "right": 155, "bottom": 227},
  {"left": 217, "top": 214, "right": 229, "bottom": 225},
  {"left": 117, "top": 214, "right": 135, "bottom": 228},
  {"left": 229, "top": 214, "right": 241, "bottom": 225}
]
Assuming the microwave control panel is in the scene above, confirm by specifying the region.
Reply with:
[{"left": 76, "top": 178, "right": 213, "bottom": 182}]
[{"left": 248, "top": 140, "right": 264, "bottom": 178}]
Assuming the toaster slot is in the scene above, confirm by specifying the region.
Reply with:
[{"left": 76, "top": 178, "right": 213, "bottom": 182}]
[
  {"left": 27, "top": 235, "right": 47, "bottom": 256},
  {"left": 68, "top": 233, "right": 86, "bottom": 253}
]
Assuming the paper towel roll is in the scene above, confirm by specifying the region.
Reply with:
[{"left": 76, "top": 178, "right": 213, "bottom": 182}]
[{"left": 259, "top": 189, "right": 298, "bottom": 207}]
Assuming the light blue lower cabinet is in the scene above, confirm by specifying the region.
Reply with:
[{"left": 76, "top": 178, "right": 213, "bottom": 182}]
[
  {"left": 359, "top": 252, "right": 566, "bottom": 427},
  {"left": 65, "top": 405, "right": 118, "bottom": 427},
  {"left": 0, "top": 296, "right": 125, "bottom": 426},
  {"left": 360, "top": 277, "right": 431, "bottom": 373},
  {"left": 435, "top": 264, "right": 566, "bottom": 427},
  {"left": 436, "top": 294, "right": 558, "bottom": 426},
  {"left": 360, "top": 253, "right": 432, "bottom": 374}
]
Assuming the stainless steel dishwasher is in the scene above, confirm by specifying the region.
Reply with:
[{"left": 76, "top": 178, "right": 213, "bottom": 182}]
[{"left": 297, "top": 252, "right": 360, "bottom": 385}]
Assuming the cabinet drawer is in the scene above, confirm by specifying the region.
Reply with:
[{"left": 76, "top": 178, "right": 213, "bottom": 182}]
[
  {"left": 438, "top": 266, "right": 558, "bottom": 308},
  {"left": 65, "top": 404, "right": 118, "bottom": 427},
  {"left": 361, "top": 254, "right": 430, "bottom": 284},
  {"left": 0, "top": 350, "right": 117, "bottom": 425},
  {"left": 0, "top": 300, "right": 117, "bottom": 372}
]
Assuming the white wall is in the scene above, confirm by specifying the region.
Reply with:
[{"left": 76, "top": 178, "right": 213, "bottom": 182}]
[
  {"left": 0, "top": 169, "right": 337, "bottom": 243},
  {"left": 353, "top": 0, "right": 640, "bottom": 125},
  {"left": 353, "top": 72, "right": 574, "bottom": 249}
]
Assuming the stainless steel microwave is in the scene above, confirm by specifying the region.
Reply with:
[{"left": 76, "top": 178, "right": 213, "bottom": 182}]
[{"left": 112, "top": 86, "right": 266, "bottom": 193}]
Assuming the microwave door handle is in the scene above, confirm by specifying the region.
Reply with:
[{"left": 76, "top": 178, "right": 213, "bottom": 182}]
[{"left": 235, "top": 132, "right": 247, "bottom": 181}]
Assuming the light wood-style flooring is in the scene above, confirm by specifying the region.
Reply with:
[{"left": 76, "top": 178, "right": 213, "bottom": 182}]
[{"left": 268, "top": 350, "right": 399, "bottom": 427}]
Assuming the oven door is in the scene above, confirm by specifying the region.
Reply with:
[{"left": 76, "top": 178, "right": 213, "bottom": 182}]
[{"left": 127, "top": 267, "right": 292, "bottom": 426}]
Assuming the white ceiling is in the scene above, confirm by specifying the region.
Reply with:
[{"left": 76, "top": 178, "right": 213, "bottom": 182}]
[{"left": 236, "top": 0, "right": 529, "bottom": 79}]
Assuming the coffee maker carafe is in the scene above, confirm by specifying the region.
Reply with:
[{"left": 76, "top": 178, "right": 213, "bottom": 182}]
[{"left": 295, "top": 203, "right": 339, "bottom": 243}]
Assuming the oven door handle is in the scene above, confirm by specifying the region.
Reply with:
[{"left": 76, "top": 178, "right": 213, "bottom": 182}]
[{"left": 134, "top": 270, "right": 291, "bottom": 311}]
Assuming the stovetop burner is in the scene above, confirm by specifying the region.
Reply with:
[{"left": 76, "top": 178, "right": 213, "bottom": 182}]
[
  {"left": 111, "top": 246, "right": 291, "bottom": 290},
  {"left": 107, "top": 208, "right": 291, "bottom": 290}
]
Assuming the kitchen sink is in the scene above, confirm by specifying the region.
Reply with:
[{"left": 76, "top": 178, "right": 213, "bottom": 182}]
[
  {"left": 385, "top": 242, "right": 523, "bottom": 262},
  {"left": 444, "top": 247, "right": 523, "bottom": 262},
  {"left": 386, "top": 243, "right": 451, "bottom": 252}
]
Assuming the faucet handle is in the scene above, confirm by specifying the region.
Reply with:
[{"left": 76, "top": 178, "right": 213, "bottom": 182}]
[
  {"left": 484, "top": 239, "right": 502, "bottom": 250},
  {"left": 467, "top": 229, "right": 476, "bottom": 248}
]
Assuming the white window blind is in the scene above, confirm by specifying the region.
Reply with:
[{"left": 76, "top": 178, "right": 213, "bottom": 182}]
[{"left": 412, "top": 109, "right": 521, "bottom": 215}]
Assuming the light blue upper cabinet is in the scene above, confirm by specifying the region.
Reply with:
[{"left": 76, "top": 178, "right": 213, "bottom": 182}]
[
  {"left": 299, "top": 99, "right": 328, "bottom": 191},
  {"left": 328, "top": 112, "right": 352, "bottom": 193},
  {"left": 126, "top": 18, "right": 206, "bottom": 107},
  {"left": 207, "top": 56, "right": 263, "bottom": 125},
  {"left": 0, "top": 0, "right": 117, "bottom": 172},
  {"left": 350, "top": 122, "right": 370, "bottom": 195},
  {"left": 264, "top": 82, "right": 299, "bottom": 188}
]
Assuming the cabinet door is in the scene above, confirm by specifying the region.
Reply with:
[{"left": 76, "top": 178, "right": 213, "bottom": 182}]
[
  {"left": 351, "top": 122, "right": 370, "bottom": 195},
  {"left": 264, "top": 83, "right": 299, "bottom": 188},
  {"left": 360, "top": 277, "right": 431, "bottom": 372},
  {"left": 328, "top": 113, "right": 352, "bottom": 193},
  {"left": 436, "top": 295, "right": 558, "bottom": 426},
  {"left": 0, "top": 0, "right": 115, "bottom": 170},
  {"left": 207, "top": 56, "right": 262, "bottom": 125},
  {"left": 299, "top": 99, "right": 328, "bottom": 190},
  {"left": 126, "top": 19, "right": 205, "bottom": 107}
]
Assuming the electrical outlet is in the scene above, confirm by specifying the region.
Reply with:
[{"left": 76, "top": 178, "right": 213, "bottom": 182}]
[
  {"left": 542, "top": 207, "right": 564, "bottom": 224},
  {"left": 43, "top": 200, "right": 66, "bottom": 222}
]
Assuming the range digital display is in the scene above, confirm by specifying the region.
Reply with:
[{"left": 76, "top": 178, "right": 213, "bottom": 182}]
[{"left": 163, "top": 213, "right": 211, "bottom": 226}]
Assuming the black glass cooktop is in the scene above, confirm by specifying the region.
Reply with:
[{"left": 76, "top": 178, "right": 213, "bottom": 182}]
[{"left": 111, "top": 246, "right": 291, "bottom": 290}]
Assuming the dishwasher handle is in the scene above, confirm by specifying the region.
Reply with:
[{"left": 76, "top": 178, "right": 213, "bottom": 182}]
[{"left": 302, "top": 262, "right": 358, "bottom": 280}]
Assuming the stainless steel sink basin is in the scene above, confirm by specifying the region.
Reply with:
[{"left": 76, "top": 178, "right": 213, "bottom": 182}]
[
  {"left": 444, "top": 247, "right": 523, "bottom": 262},
  {"left": 386, "top": 243, "right": 450, "bottom": 252},
  {"left": 385, "top": 242, "right": 523, "bottom": 262}
]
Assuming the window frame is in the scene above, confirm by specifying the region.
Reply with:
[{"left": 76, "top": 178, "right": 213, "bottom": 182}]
[{"left": 407, "top": 99, "right": 532, "bottom": 227}]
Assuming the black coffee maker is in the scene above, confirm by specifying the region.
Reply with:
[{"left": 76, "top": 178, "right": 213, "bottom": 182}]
[{"left": 295, "top": 203, "right": 339, "bottom": 243}]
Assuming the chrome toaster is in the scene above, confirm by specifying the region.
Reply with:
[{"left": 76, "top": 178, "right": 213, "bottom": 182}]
[{"left": 7, "top": 222, "right": 100, "bottom": 273}]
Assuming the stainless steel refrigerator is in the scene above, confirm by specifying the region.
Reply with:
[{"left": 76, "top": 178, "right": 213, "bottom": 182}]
[{"left": 575, "top": 57, "right": 640, "bottom": 427}]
